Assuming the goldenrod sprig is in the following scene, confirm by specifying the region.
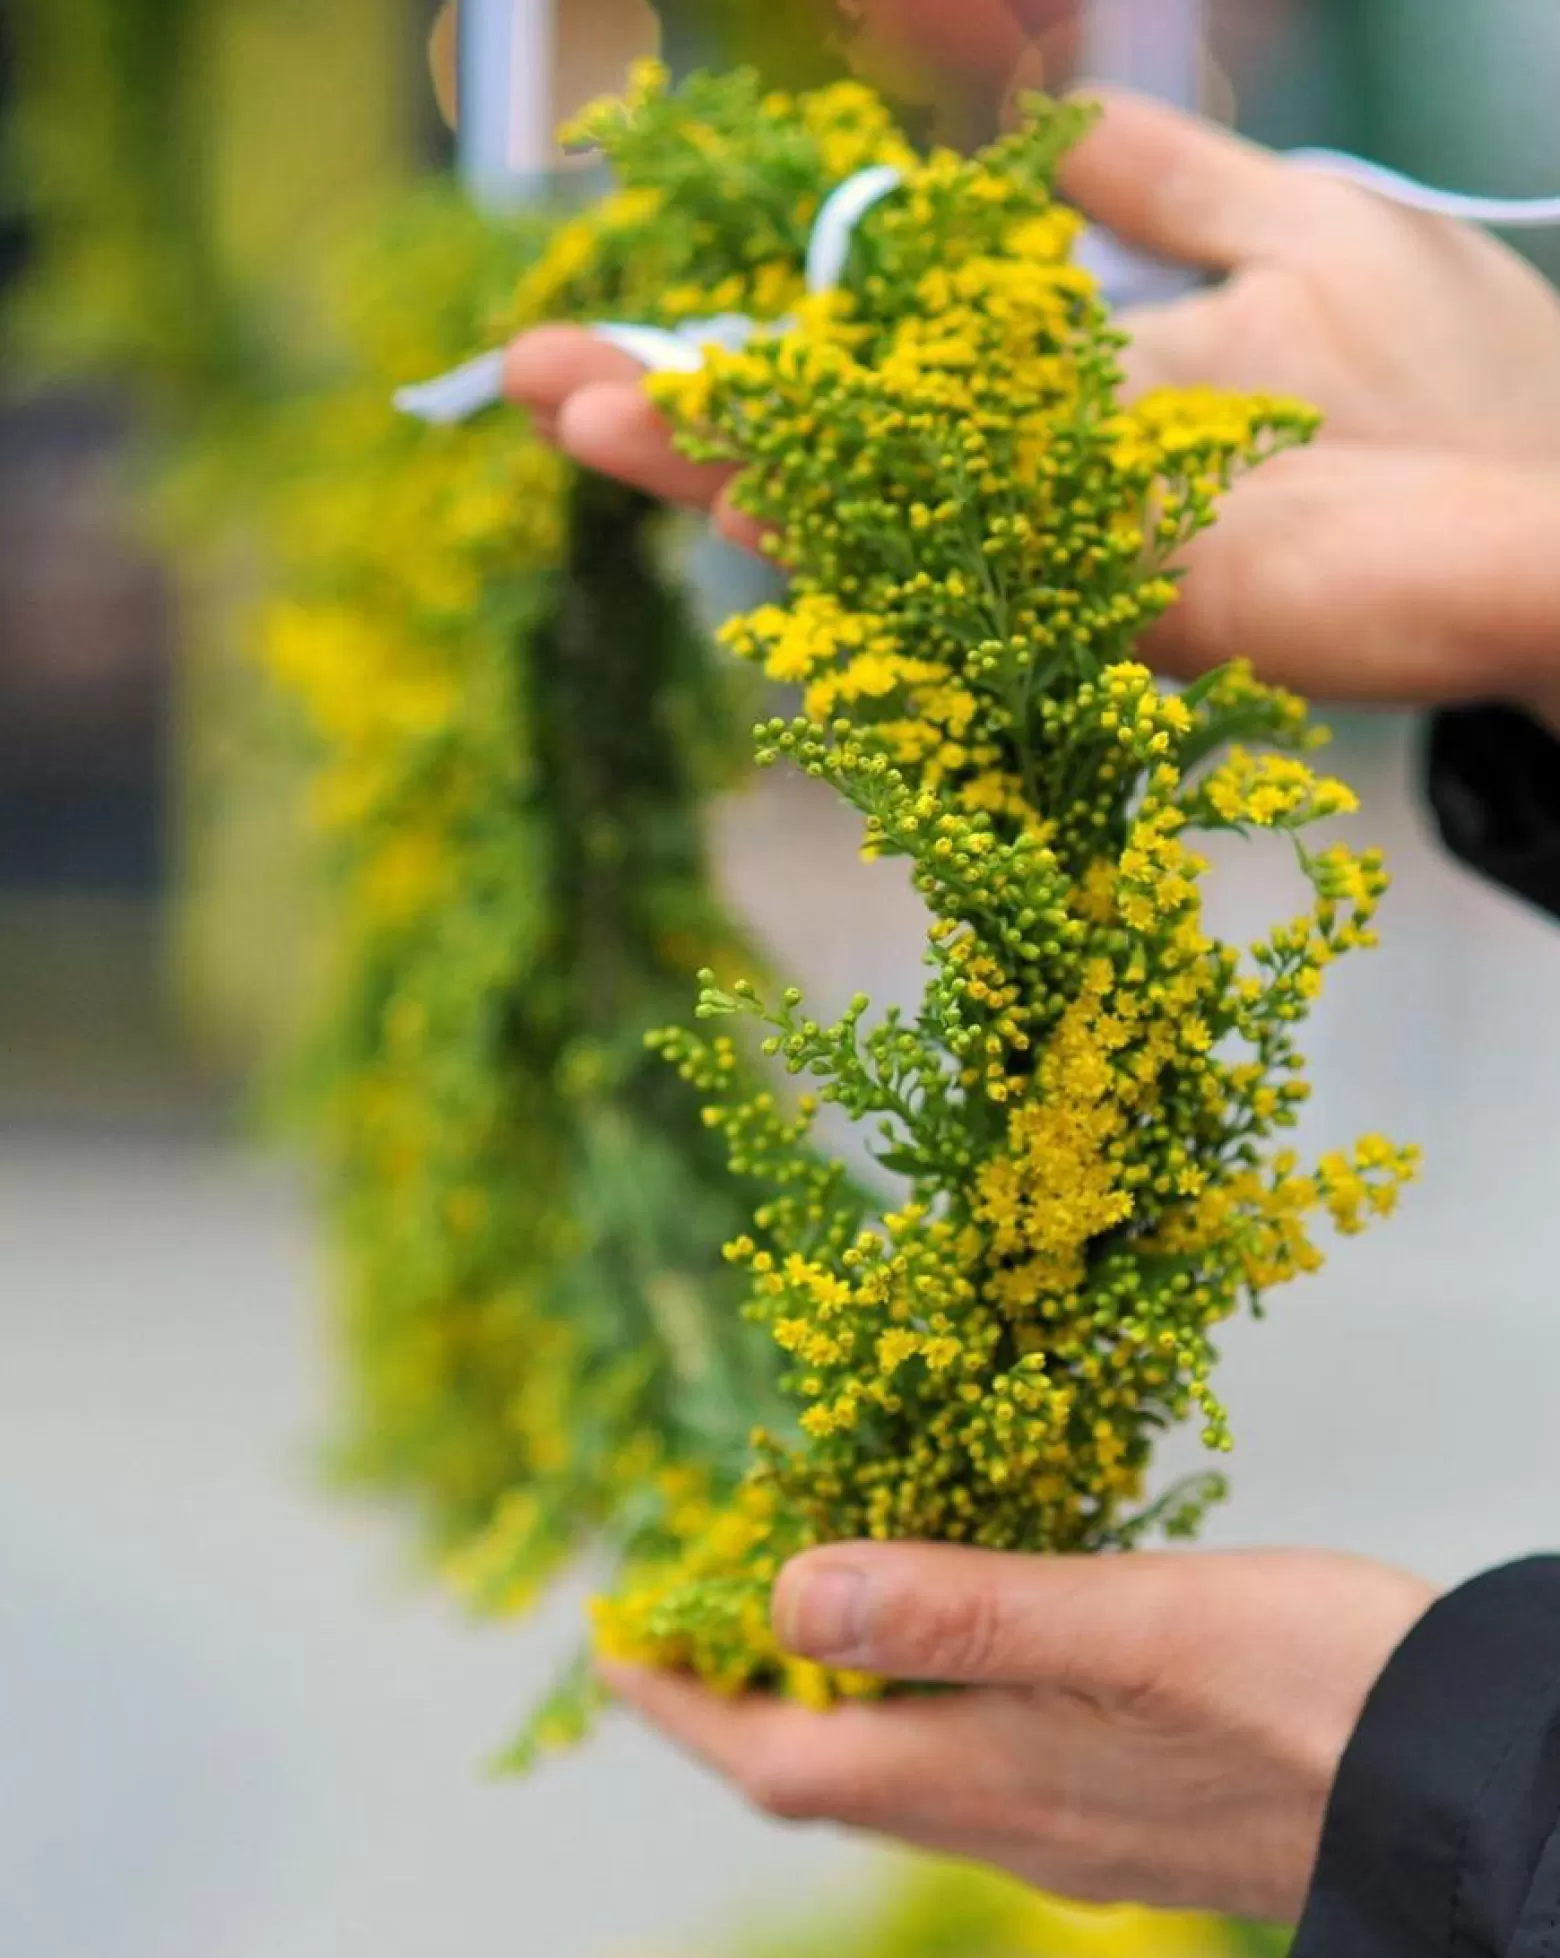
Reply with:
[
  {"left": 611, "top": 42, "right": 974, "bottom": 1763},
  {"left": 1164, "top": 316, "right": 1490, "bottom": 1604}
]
[{"left": 264, "top": 72, "right": 1416, "bottom": 1739}]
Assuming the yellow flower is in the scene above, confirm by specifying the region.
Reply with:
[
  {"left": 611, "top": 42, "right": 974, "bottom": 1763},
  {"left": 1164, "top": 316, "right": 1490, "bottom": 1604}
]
[{"left": 266, "top": 70, "right": 1414, "bottom": 1744}]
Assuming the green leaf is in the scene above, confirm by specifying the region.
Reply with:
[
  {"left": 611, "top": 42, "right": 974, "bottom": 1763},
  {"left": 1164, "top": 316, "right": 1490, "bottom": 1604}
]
[
  {"left": 1178, "top": 664, "right": 1237, "bottom": 712},
  {"left": 1228, "top": 1923, "right": 1295, "bottom": 1958},
  {"left": 872, "top": 1145, "right": 925, "bottom": 1178},
  {"left": 491, "top": 1647, "right": 608, "bottom": 1778}
]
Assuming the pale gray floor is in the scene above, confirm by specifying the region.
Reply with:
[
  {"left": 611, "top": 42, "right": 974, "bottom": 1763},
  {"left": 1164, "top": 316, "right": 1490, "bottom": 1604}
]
[
  {"left": 2, "top": 714, "right": 1558, "bottom": 1957},
  {"left": 0, "top": 1142, "right": 863, "bottom": 1958}
]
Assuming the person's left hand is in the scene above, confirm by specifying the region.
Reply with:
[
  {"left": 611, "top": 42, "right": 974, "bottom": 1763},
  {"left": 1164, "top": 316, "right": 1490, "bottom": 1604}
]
[{"left": 602, "top": 1545, "right": 1435, "bottom": 1925}]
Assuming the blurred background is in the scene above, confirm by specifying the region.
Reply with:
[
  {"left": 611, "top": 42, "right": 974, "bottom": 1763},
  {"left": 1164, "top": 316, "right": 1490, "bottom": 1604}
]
[{"left": 3, "top": 3, "right": 1560, "bottom": 1954}]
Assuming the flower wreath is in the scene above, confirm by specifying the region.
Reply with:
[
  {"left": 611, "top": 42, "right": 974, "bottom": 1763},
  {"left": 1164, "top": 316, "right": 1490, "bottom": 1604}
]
[{"left": 264, "top": 66, "right": 1415, "bottom": 1763}]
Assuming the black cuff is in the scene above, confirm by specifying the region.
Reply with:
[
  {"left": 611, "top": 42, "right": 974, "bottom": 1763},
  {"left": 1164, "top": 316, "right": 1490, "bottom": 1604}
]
[
  {"left": 1428, "top": 707, "right": 1560, "bottom": 922},
  {"left": 1294, "top": 1558, "right": 1560, "bottom": 1958}
]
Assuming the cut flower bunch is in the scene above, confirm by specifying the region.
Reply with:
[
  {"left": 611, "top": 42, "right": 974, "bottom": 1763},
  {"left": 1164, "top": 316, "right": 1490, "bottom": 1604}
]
[
  {"left": 571, "top": 66, "right": 1417, "bottom": 1697},
  {"left": 266, "top": 67, "right": 1415, "bottom": 1756}
]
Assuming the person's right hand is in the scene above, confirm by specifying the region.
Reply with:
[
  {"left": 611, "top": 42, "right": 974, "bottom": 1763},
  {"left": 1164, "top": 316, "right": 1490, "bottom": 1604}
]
[
  {"left": 1060, "top": 87, "right": 1560, "bottom": 733},
  {"left": 1072, "top": 88, "right": 1560, "bottom": 460},
  {"left": 503, "top": 90, "right": 1560, "bottom": 734},
  {"left": 605, "top": 1544, "right": 1436, "bottom": 1925}
]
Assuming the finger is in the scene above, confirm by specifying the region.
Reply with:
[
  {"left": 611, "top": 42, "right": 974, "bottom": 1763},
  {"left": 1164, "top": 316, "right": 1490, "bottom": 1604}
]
[
  {"left": 502, "top": 325, "right": 649, "bottom": 418},
  {"left": 600, "top": 1662, "right": 983, "bottom": 1830},
  {"left": 773, "top": 1543, "right": 1173, "bottom": 1689},
  {"left": 600, "top": 1661, "right": 798, "bottom": 1790},
  {"left": 1060, "top": 85, "right": 1308, "bottom": 271},
  {"left": 1143, "top": 449, "right": 1405, "bottom": 687},
  {"left": 712, "top": 479, "right": 773, "bottom": 557},
  {"left": 558, "top": 383, "right": 737, "bottom": 510},
  {"left": 1112, "top": 292, "right": 1234, "bottom": 399},
  {"left": 1146, "top": 446, "right": 1560, "bottom": 709}
]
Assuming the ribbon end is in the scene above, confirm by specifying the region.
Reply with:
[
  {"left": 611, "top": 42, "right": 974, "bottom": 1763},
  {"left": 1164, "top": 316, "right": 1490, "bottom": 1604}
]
[
  {"left": 394, "top": 348, "right": 509, "bottom": 425},
  {"left": 590, "top": 322, "right": 708, "bottom": 373}
]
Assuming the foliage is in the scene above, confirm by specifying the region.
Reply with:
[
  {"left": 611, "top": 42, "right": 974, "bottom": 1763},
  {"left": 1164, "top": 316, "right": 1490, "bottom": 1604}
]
[
  {"left": 261, "top": 68, "right": 1414, "bottom": 1752},
  {"left": 1, "top": 0, "right": 433, "bottom": 1073},
  {"left": 256, "top": 182, "right": 788, "bottom": 1755},
  {"left": 652, "top": 0, "right": 852, "bottom": 87},
  {"left": 10, "top": 28, "right": 1377, "bottom": 1943},
  {"left": 548, "top": 66, "right": 1416, "bottom": 1696},
  {"left": 3, "top": 0, "right": 417, "bottom": 402},
  {"left": 2, "top": 0, "right": 249, "bottom": 395},
  {"left": 686, "top": 1857, "right": 1290, "bottom": 1958}
]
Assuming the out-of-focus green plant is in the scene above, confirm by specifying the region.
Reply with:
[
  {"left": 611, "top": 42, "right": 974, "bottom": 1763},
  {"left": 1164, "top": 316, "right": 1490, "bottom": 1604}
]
[
  {"left": 661, "top": 1857, "right": 1291, "bottom": 1958},
  {"left": 653, "top": 0, "right": 851, "bottom": 85},
  {"left": 4, "top": 0, "right": 417, "bottom": 401},
  {"left": 2, "top": 0, "right": 429, "bottom": 1070},
  {"left": 3, "top": 0, "right": 248, "bottom": 399},
  {"left": 253, "top": 178, "right": 788, "bottom": 1759}
]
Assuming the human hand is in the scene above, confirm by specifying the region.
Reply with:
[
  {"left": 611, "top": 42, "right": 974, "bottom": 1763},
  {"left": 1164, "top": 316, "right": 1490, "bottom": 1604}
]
[
  {"left": 603, "top": 1545, "right": 1435, "bottom": 1924},
  {"left": 1061, "top": 89, "right": 1560, "bottom": 731},
  {"left": 503, "top": 91, "right": 1560, "bottom": 732},
  {"left": 1067, "top": 89, "right": 1560, "bottom": 460}
]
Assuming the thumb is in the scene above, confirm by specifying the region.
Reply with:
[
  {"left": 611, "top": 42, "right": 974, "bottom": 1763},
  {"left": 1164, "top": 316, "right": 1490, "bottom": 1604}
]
[{"left": 773, "top": 1541, "right": 1165, "bottom": 1689}]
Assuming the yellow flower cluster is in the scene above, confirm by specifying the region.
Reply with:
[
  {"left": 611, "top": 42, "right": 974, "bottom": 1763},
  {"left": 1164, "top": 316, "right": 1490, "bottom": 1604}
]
[
  {"left": 263, "top": 71, "right": 1415, "bottom": 1749},
  {"left": 572, "top": 73, "right": 1416, "bottom": 1692},
  {"left": 256, "top": 200, "right": 594, "bottom": 1571}
]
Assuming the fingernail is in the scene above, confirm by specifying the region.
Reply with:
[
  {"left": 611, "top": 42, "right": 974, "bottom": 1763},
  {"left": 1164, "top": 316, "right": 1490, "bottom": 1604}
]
[{"left": 776, "top": 1563, "right": 867, "bottom": 1662}]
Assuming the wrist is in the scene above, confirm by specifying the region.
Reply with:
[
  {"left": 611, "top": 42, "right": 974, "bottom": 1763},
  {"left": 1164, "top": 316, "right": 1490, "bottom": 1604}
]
[
  {"left": 1515, "top": 468, "right": 1560, "bottom": 736},
  {"left": 1520, "top": 673, "right": 1560, "bottom": 738}
]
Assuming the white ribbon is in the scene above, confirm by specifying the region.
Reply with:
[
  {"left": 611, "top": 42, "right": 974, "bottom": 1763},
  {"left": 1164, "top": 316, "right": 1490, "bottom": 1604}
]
[
  {"left": 394, "top": 152, "right": 1560, "bottom": 426},
  {"left": 593, "top": 161, "right": 910, "bottom": 375},
  {"left": 395, "top": 164, "right": 904, "bottom": 421},
  {"left": 394, "top": 349, "right": 511, "bottom": 426},
  {"left": 804, "top": 162, "right": 906, "bottom": 292},
  {"left": 1289, "top": 148, "right": 1560, "bottom": 228}
]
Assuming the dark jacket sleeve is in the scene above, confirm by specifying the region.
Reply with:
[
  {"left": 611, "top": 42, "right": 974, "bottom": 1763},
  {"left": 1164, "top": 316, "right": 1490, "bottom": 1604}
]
[
  {"left": 1427, "top": 707, "right": 1560, "bottom": 922},
  {"left": 1292, "top": 719, "right": 1560, "bottom": 1951},
  {"left": 1293, "top": 1559, "right": 1560, "bottom": 1956}
]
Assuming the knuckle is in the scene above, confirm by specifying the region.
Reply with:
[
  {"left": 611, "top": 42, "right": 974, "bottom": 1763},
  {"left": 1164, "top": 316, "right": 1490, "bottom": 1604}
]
[
  {"left": 1149, "top": 156, "right": 1227, "bottom": 251},
  {"left": 1027, "top": 1792, "right": 1092, "bottom": 1864},
  {"left": 740, "top": 1748, "right": 827, "bottom": 1825},
  {"left": 1107, "top": 1592, "right": 1197, "bottom": 1723},
  {"left": 1232, "top": 264, "right": 1317, "bottom": 342},
  {"left": 1052, "top": 1571, "right": 1185, "bottom": 1721},
  {"left": 1007, "top": 1795, "right": 1145, "bottom": 1905},
  {"left": 905, "top": 1583, "right": 1007, "bottom": 1679},
  {"left": 739, "top": 1729, "right": 897, "bottom": 1829},
  {"left": 1103, "top": 1661, "right": 1176, "bottom": 1728},
  {"left": 1285, "top": 176, "right": 1390, "bottom": 265}
]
